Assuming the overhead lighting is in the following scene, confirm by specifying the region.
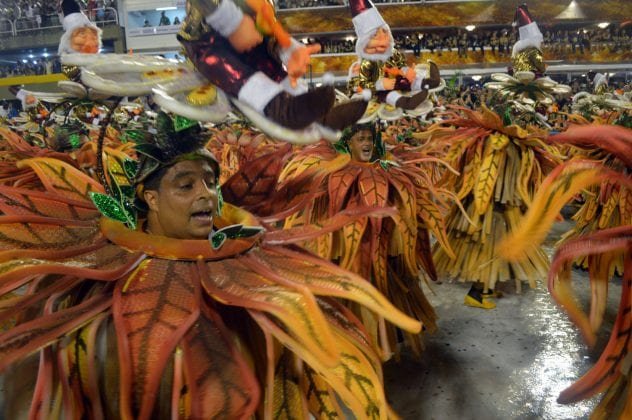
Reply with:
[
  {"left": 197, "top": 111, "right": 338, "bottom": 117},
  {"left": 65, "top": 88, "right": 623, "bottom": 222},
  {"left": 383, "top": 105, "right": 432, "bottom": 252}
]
[
  {"left": 471, "top": 75, "right": 482, "bottom": 81},
  {"left": 28, "top": 54, "right": 34, "bottom": 58},
  {"left": 156, "top": 6, "right": 177, "bottom": 11},
  {"left": 556, "top": 0, "right": 586, "bottom": 20},
  {"left": 465, "top": 25, "right": 476, "bottom": 32},
  {"left": 43, "top": 52, "right": 49, "bottom": 57},
  {"left": 597, "top": 22, "right": 609, "bottom": 29},
  {"left": 344, "top": 36, "right": 356, "bottom": 42},
  {"left": 22, "top": 59, "right": 28, "bottom": 63}
]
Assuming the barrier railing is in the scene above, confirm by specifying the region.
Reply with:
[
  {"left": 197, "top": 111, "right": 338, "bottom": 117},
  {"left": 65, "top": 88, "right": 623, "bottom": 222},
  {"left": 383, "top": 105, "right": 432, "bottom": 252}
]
[{"left": 0, "top": 17, "right": 14, "bottom": 37}]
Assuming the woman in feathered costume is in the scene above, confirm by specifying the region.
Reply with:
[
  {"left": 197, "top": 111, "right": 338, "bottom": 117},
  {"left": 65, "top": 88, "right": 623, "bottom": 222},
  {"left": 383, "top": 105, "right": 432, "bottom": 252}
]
[
  {"left": 228, "top": 122, "right": 456, "bottom": 359},
  {"left": 0, "top": 111, "right": 420, "bottom": 419},
  {"left": 499, "top": 123, "right": 632, "bottom": 419}
]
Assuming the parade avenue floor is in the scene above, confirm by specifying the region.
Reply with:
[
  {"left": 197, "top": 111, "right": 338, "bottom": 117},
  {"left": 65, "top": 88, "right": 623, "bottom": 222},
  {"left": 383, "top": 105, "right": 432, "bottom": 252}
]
[{"left": 384, "top": 221, "right": 620, "bottom": 420}]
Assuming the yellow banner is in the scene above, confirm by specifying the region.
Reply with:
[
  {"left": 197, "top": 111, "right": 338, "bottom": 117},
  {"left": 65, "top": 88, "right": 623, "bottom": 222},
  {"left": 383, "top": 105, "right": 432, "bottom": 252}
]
[{"left": 0, "top": 73, "right": 68, "bottom": 87}]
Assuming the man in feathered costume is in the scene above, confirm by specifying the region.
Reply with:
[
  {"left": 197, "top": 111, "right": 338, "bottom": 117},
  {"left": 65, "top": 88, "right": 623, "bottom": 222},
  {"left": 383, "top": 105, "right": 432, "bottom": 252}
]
[
  {"left": 221, "top": 122, "right": 456, "bottom": 358},
  {"left": 0, "top": 112, "right": 420, "bottom": 418}
]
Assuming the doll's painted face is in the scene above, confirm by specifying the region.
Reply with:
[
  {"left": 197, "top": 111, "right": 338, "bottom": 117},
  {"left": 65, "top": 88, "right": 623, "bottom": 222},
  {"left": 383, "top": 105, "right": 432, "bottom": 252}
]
[
  {"left": 70, "top": 27, "right": 99, "bottom": 54},
  {"left": 348, "top": 129, "right": 374, "bottom": 162},
  {"left": 364, "top": 27, "right": 391, "bottom": 55},
  {"left": 144, "top": 159, "right": 219, "bottom": 240}
]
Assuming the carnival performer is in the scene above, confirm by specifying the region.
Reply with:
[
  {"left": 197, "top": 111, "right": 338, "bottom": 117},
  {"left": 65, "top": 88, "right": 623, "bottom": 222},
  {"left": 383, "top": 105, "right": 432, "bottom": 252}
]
[
  {"left": 346, "top": 0, "right": 441, "bottom": 116},
  {"left": 224, "top": 122, "right": 456, "bottom": 358},
  {"left": 178, "top": 0, "right": 367, "bottom": 135},
  {"left": 207, "top": 121, "right": 287, "bottom": 184},
  {"left": 0, "top": 112, "right": 420, "bottom": 419},
  {"left": 553, "top": 79, "right": 632, "bottom": 277},
  {"left": 428, "top": 3, "right": 571, "bottom": 309},
  {"left": 571, "top": 72, "right": 632, "bottom": 123},
  {"left": 498, "top": 123, "right": 632, "bottom": 420}
]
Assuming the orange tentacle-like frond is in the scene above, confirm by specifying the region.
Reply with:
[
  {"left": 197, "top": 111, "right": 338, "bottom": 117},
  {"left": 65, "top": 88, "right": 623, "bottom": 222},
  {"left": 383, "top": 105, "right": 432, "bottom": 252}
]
[
  {"left": 244, "top": 246, "right": 421, "bottom": 335},
  {"left": 199, "top": 258, "right": 340, "bottom": 368},
  {"left": 550, "top": 228, "right": 632, "bottom": 404},
  {"left": 548, "top": 124, "right": 632, "bottom": 167},
  {"left": 499, "top": 159, "right": 632, "bottom": 263},
  {"left": 0, "top": 293, "right": 112, "bottom": 372}
]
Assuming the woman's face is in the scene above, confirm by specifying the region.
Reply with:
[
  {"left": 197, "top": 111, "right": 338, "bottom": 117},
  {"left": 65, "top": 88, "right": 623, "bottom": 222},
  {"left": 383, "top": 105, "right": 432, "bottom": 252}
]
[
  {"left": 348, "top": 129, "right": 374, "bottom": 162},
  {"left": 144, "top": 159, "right": 219, "bottom": 240}
]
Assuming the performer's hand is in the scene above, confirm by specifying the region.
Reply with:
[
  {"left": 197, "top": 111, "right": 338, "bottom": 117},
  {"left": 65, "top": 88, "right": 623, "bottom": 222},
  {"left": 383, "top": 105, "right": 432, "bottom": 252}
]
[
  {"left": 228, "top": 15, "right": 263, "bottom": 53},
  {"left": 405, "top": 67, "right": 416, "bottom": 84},
  {"left": 287, "top": 43, "right": 320, "bottom": 88},
  {"left": 381, "top": 78, "right": 396, "bottom": 90}
]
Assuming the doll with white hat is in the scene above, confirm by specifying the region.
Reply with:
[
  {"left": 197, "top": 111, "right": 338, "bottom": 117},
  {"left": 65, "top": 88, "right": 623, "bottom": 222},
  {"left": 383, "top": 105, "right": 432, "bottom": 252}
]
[
  {"left": 58, "top": 0, "right": 102, "bottom": 55},
  {"left": 347, "top": 0, "right": 441, "bottom": 113}
]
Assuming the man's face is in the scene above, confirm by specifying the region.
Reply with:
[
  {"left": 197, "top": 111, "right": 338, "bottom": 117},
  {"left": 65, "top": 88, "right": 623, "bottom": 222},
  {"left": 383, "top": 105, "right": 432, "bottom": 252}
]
[
  {"left": 348, "top": 129, "right": 374, "bottom": 162},
  {"left": 70, "top": 27, "right": 99, "bottom": 54},
  {"left": 144, "top": 159, "right": 219, "bottom": 240},
  {"left": 364, "top": 27, "right": 391, "bottom": 55}
]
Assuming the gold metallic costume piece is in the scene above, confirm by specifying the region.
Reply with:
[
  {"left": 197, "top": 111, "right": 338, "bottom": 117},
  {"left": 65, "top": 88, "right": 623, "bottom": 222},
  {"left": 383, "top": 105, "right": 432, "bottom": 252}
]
[
  {"left": 512, "top": 46, "right": 545, "bottom": 74},
  {"left": 347, "top": 49, "right": 407, "bottom": 95},
  {"left": 62, "top": 64, "right": 81, "bottom": 82}
]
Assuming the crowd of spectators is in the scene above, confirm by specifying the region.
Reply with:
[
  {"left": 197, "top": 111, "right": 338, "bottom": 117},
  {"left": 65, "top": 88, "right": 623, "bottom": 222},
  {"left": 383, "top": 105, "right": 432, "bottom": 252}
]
[
  {"left": 143, "top": 11, "right": 182, "bottom": 28},
  {"left": 0, "top": 56, "right": 61, "bottom": 78},
  {"left": 0, "top": 0, "right": 117, "bottom": 33},
  {"left": 276, "top": 0, "right": 434, "bottom": 10},
  {"left": 276, "top": 0, "right": 345, "bottom": 9},
  {"left": 309, "top": 25, "right": 632, "bottom": 57}
]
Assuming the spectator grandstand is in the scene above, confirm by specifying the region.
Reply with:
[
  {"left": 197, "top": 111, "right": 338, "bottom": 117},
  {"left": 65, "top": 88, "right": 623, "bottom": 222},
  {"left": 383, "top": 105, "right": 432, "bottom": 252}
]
[
  {"left": 307, "top": 25, "right": 631, "bottom": 57},
  {"left": 0, "top": 0, "right": 117, "bottom": 36}
]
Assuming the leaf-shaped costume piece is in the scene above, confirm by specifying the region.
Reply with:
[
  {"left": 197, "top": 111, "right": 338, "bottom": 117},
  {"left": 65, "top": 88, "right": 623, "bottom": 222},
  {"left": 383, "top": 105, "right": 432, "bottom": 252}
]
[
  {"left": 547, "top": 229, "right": 631, "bottom": 419},
  {"left": 207, "top": 124, "right": 287, "bottom": 185},
  {"left": 228, "top": 139, "right": 448, "bottom": 359},
  {"left": 432, "top": 105, "right": 560, "bottom": 292},
  {"left": 0, "top": 156, "right": 419, "bottom": 419},
  {"left": 498, "top": 123, "right": 632, "bottom": 419},
  {"left": 551, "top": 123, "right": 632, "bottom": 277}
]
